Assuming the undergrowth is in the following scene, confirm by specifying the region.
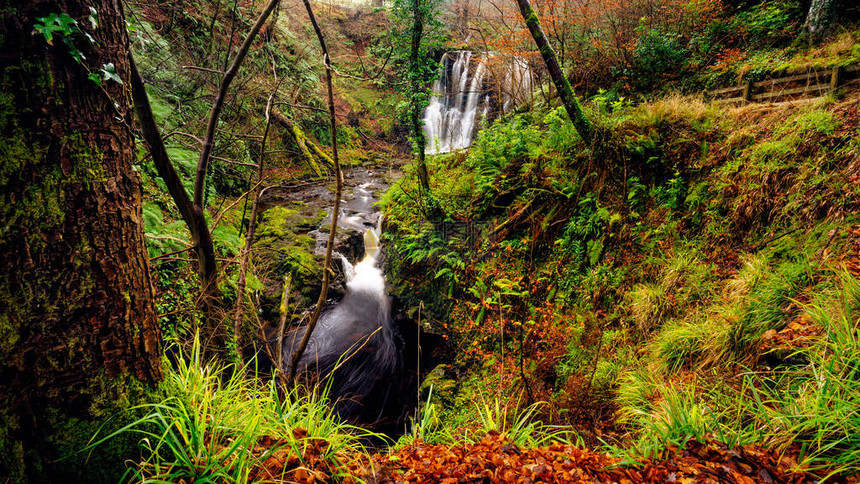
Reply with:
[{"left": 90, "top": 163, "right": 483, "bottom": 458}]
[
  {"left": 89, "top": 338, "right": 373, "bottom": 483},
  {"left": 383, "top": 87, "right": 860, "bottom": 479}
]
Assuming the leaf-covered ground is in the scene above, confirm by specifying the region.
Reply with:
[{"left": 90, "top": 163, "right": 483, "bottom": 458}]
[
  {"left": 246, "top": 430, "right": 858, "bottom": 483},
  {"left": 368, "top": 434, "right": 857, "bottom": 484}
]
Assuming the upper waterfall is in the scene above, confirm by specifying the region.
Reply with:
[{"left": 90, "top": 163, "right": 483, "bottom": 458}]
[{"left": 423, "top": 51, "right": 533, "bottom": 154}]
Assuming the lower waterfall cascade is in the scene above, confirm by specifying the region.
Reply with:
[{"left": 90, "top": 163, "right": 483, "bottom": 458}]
[{"left": 278, "top": 209, "right": 449, "bottom": 435}]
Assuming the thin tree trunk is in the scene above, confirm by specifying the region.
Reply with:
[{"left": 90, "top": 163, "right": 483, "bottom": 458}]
[
  {"left": 131, "top": 0, "right": 281, "bottom": 343},
  {"left": 515, "top": 0, "right": 593, "bottom": 145},
  {"left": 1, "top": 1, "right": 162, "bottom": 480},
  {"left": 195, "top": 0, "right": 282, "bottom": 211},
  {"left": 233, "top": 88, "right": 278, "bottom": 358},
  {"left": 410, "top": 0, "right": 432, "bottom": 195},
  {"left": 193, "top": 0, "right": 282, "bottom": 326},
  {"left": 129, "top": 55, "right": 219, "bottom": 297},
  {"left": 287, "top": 0, "right": 344, "bottom": 388}
]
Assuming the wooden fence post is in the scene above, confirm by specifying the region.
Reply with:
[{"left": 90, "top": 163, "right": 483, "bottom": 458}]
[
  {"left": 830, "top": 66, "right": 843, "bottom": 90},
  {"left": 742, "top": 80, "right": 754, "bottom": 102}
]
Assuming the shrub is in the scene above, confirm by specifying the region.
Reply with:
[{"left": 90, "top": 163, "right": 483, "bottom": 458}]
[{"left": 632, "top": 27, "right": 688, "bottom": 89}]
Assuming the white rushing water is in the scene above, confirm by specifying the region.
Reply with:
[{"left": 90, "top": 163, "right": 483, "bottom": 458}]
[
  {"left": 423, "top": 51, "right": 533, "bottom": 154},
  {"left": 285, "top": 217, "right": 399, "bottom": 418}
]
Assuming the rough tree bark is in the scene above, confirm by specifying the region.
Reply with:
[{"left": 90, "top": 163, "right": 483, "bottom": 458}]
[
  {"left": 805, "top": 0, "right": 838, "bottom": 38},
  {"left": 515, "top": 0, "right": 593, "bottom": 145},
  {"left": 0, "top": 0, "right": 162, "bottom": 481}
]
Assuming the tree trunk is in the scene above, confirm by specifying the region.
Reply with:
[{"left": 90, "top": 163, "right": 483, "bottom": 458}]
[
  {"left": 805, "top": 0, "right": 837, "bottom": 38},
  {"left": 410, "top": 0, "right": 431, "bottom": 196},
  {"left": 0, "top": 1, "right": 162, "bottom": 481},
  {"left": 515, "top": 0, "right": 593, "bottom": 145}
]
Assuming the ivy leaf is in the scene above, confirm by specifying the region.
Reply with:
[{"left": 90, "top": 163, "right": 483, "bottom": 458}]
[
  {"left": 100, "top": 63, "right": 122, "bottom": 85},
  {"left": 34, "top": 14, "right": 61, "bottom": 44},
  {"left": 88, "top": 6, "right": 98, "bottom": 30},
  {"left": 88, "top": 72, "right": 102, "bottom": 86},
  {"left": 55, "top": 13, "right": 80, "bottom": 35},
  {"left": 64, "top": 37, "right": 85, "bottom": 64}
]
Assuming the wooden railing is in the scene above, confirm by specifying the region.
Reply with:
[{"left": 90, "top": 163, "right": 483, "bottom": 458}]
[{"left": 707, "top": 65, "right": 860, "bottom": 104}]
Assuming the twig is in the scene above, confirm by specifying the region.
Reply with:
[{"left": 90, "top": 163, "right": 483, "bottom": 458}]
[
  {"left": 287, "top": 0, "right": 344, "bottom": 389},
  {"left": 149, "top": 246, "right": 195, "bottom": 262},
  {"left": 277, "top": 275, "right": 292, "bottom": 387},
  {"left": 273, "top": 101, "right": 327, "bottom": 114},
  {"left": 210, "top": 185, "right": 255, "bottom": 231},
  {"left": 145, "top": 234, "right": 192, "bottom": 245},
  {"left": 816, "top": 228, "right": 839, "bottom": 262},
  {"left": 751, "top": 227, "right": 802, "bottom": 251},
  {"left": 182, "top": 65, "right": 226, "bottom": 75}
]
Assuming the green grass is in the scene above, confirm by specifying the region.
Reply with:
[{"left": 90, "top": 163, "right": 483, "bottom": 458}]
[
  {"left": 728, "top": 257, "right": 813, "bottom": 358},
  {"left": 88, "top": 337, "right": 372, "bottom": 483},
  {"left": 752, "top": 274, "right": 860, "bottom": 478}
]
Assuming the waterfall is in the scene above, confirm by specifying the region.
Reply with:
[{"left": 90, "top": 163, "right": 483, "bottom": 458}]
[
  {"left": 423, "top": 51, "right": 533, "bottom": 154},
  {"left": 283, "top": 221, "right": 401, "bottom": 419}
]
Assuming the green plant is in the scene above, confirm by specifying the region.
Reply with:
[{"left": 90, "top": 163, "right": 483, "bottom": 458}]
[
  {"left": 614, "top": 369, "right": 761, "bottom": 458},
  {"left": 731, "top": 0, "right": 803, "bottom": 46},
  {"left": 473, "top": 395, "right": 559, "bottom": 448},
  {"left": 555, "top": 194, "right": 619, "bottom": 281},
  {"left": 34, "top": 10, "right": 96, "bottom": 64},
  {"left": 651, "top": 172, "right": 687, "bottom": 214},
  {"left": 34, "top": 9, "right": 123, "bottom": 86},
  {"left": 466, "top": 115, "right": 540, "bottom": 202},
  {"left": 394, "top": 385, "right": 457, "bottom": 449},
  {"left": 729, "top": 258, "right": 812, "bottom": 357},
  {"left": 87, "top": 337, "right": 371, "bottom": 482},
  {"left": 751, "top": 274, "right": 860, "bottom": 477},
  {"left": 632, "top": 26, "right": 688, "bottom": 89},
  {"left": 142, "top": 201, "right": 191, "bottom": 258}
]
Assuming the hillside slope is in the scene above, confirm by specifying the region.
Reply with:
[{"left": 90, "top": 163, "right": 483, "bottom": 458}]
[{"left": 382, "top": 87, "right": 860, "bottom": 478}]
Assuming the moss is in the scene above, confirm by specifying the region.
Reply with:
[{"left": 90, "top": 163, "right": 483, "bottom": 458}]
[
  {"left": 421, "top": 365, "right": 458, "bottom": 409},
  {"left": 0, "top": 313, "right": 18, "bottom": 355},
  {"left": 46, "top": 371, "right": 164, "bottom": 483},
  {"left": 0, "top": 367, "right": 164, "bottom": 483},
  {"left": 524, "top": 10, "right": 540, "bottom": 29}
]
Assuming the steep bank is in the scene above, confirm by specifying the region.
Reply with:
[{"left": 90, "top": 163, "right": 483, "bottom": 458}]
[{"left": 382, "top": 90, "right": 860, "bottom": 477}]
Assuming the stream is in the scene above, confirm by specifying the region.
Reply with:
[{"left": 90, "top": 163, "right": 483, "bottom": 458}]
[{"left": 257, "top": 162, "right": 447, "bottom": 436}]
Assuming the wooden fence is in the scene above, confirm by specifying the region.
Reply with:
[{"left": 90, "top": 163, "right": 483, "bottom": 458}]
[{"left": 707, "top": 65, "right": 860, "bottom": 104}]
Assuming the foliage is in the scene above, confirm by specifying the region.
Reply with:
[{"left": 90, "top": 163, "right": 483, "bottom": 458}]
[
  {"left": 731, "top": 0, "right": 804, "bottom": 46},
  {"left": 466, "top": 115, "right": 540, "bottom": 202},
  {"left": 89, "top": 337, "right": 371, "bottom": 483},
  {"left": 472, "top": 396, "right": 559, "bottom": 448},
  {"left": 34, "top": 9, "right": 124, "bottom": 86},
  {"left": 631, "top": 25, "right": 688, "bottom": 89}
]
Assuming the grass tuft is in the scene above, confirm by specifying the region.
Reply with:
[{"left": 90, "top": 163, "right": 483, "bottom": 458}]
[{"left": 88, "top": 336, "right": 372, "bottom": 483}]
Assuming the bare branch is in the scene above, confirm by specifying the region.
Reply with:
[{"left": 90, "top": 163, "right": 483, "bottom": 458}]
[
  {"left": 182, "top": 65, "right": 226, "bottom": 75},
  {"left": 287, "top": 0, "right": 344, "bottom": 389}
]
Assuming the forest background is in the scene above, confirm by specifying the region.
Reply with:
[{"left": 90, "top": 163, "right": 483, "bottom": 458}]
[{"left": 1, "top": 0, "right": 859, "bottom": 481}]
